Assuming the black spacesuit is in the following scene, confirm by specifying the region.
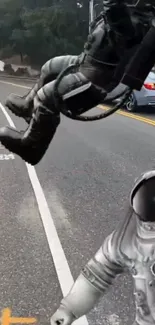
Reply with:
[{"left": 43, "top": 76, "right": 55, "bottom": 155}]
[{"left": 0, "top": 0, "right": 153, "bottom": 165}]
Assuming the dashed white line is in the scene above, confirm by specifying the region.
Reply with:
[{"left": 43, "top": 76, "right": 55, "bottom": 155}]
[{"left": 0, "top": 102, "right": 89, "bottom": 325}]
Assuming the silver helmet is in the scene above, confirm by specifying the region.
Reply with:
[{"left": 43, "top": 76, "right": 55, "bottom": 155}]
[{"left": 130, "top": 170, "right": 155, "bottom": 222}]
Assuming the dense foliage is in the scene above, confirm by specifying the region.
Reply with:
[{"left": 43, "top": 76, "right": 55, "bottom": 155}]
[{"left": 0, "top": 0, "right": 100, "bottom": 65}]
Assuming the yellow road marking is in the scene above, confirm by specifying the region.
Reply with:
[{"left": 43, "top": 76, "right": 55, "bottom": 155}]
[
  {"left": 0, "top": 80, "right": 155, "bottom": 127},
  {"left": 98, "top": 104, "right": 155, "bottom": 127},
  {"left": 0, "top": 308, "right": 37, "bottom": 325}
]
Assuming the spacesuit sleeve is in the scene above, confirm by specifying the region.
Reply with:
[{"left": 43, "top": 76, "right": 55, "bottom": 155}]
[
  {"left": 59, "top": 231, "right": 125, "bottom": 319},
  {"left": 103, "top": 0, "right": 135, "bottom": 40}
]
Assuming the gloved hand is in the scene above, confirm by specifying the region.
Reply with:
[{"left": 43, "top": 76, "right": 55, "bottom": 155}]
[{"left": 50, "top": 305, "right": 76, "bottom": 325}]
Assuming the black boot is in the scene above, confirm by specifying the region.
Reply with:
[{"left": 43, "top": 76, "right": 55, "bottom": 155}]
[
  {"left": 5, "top": 93, "right": 32, "bottom": 123},
  {"left": 0, "top": 97, "right": 60, "bottom": 165},
  {"left": 5, "top": 79, "right": 43, "bottom": 123}
]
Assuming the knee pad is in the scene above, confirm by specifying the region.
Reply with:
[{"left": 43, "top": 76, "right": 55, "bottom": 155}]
[{"left": 61, "top": 73, "right": 106, "bottom": 115}]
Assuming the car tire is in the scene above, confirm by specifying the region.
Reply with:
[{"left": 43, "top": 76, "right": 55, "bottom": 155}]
[{"left": 124, "top": 93, "right": 137, "bottom": 112}]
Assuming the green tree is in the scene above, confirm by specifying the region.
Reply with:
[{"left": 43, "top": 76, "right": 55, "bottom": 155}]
[{"left": 0, "top": 0, "right": 89, "bottom": 65}]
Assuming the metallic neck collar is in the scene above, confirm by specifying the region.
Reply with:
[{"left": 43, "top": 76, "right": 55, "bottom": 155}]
[{"left": 137, "top": 217, "right": 155, "bottom": 239}]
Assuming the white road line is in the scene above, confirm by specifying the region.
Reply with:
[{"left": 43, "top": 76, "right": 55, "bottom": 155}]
[
  {"left": 0, "top": 80, "right": 31, "bottom": 89},
  {"left": 0, "top": 102, "right": 89, "bottom": 325}
]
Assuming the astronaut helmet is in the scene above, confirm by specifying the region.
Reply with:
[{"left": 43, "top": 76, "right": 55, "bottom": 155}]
[{"left": 130, "top": 170, "right": 155, "bottom": 222}]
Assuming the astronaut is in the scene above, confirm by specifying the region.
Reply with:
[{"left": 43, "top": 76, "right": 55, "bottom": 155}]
[
  {"left": 0, "top": 0, "right": 153, "bottom": 165},
  {"left": 50, "top": 170, "right": 155, "bottom": 325}
]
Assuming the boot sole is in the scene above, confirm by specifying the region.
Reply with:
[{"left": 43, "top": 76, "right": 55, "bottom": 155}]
[{"left": 5, "top": 102, "right": 30, "bottom": 123}]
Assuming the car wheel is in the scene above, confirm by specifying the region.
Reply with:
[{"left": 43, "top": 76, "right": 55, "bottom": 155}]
[{"left": 124, "top": 93, "right": 137, "bottom": 112}]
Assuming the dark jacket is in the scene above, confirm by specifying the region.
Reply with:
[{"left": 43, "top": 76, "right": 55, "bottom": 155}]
[{"left": 79, "top": 0, "right": 154, "bottom": 91}]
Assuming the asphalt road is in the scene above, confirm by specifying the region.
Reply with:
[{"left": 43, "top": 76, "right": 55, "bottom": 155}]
[{"left": 0, "top": 79, "right": 155, "bottom": 325}]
